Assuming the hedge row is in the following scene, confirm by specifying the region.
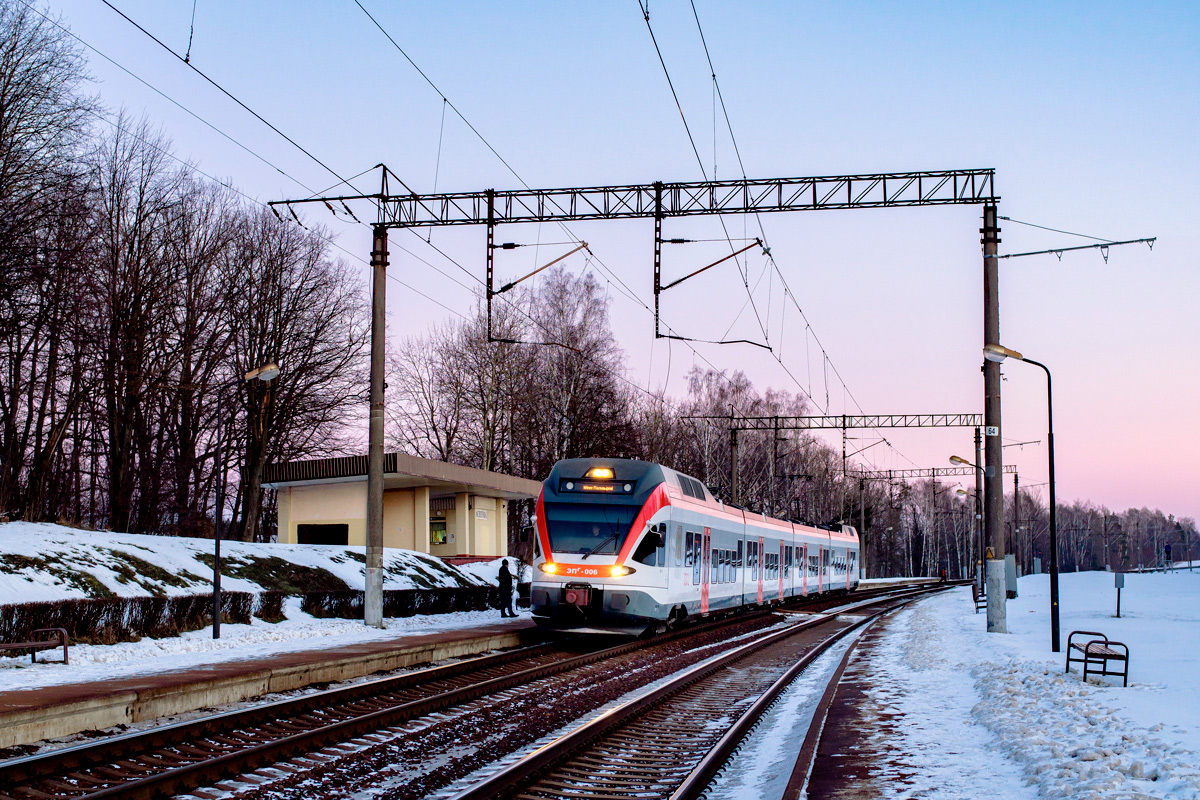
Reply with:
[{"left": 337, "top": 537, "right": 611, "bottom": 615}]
[
  {"left": 301, "top": 585, "right": 536, "bottom": 619},
  {"left": 0, "top": 591, "right": 286, "bottom": 645}
]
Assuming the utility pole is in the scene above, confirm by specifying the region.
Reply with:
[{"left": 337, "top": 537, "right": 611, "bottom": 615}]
[
  {"left": 365, "top": 224, "right": 388, "bottom": 628},
  {"left": 728, "top": 408, "right": 739, "bottom": 506},
  {"left": 982, "top": 204, "right": 1007, "bottom": 632},
  {"left": 1013, "top": 470, "right": 1020, "bottom": 579},
  {"left": 859, "top": 478, "right": 867, "bottom": 579},
  {"left": 975, "top": 426, "right": 984, "bottom": 588}
]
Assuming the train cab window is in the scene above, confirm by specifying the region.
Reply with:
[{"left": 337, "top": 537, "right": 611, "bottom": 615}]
[{"left": 633, "top": 523, "right": 666, "bottom": 566}]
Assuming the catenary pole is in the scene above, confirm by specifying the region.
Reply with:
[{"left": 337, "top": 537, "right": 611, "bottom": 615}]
[
  {"left": 365, "top": 224, "right": 388, "bottom": 628},
  {"left": 982, "top": 205, "right": 1007, "bottom": 632},
  {"left": 975, "top": 426, "right": 984, "bottom": 589}
]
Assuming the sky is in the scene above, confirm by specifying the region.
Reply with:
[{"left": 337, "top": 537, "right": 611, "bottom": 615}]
[{"left": 37, "top": 1, "right": 1200, "bottom": 521}]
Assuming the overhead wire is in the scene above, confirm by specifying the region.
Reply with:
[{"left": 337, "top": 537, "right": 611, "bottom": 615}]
[
  {"left": 78, "top": 0, "right": 708, "bottom": 422},
  {"left": 685, "top": 1, "right": 918, "bottom": 471},
  {"left": 350, "top": 0, "right": 761, "bottom": 411},
  {"left": 998, "top": 216, "right": 1115, "bottom": 243},
  {"left": 636, "top": 0, "right": 772, "bottom": 351}
]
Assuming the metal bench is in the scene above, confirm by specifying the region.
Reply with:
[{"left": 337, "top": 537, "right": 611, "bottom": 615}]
[
  {"left": 971, "top": 582, "right": 987, "bottom": 613},
  {"left": 1065, "top": 630, "right": 1128, "bottom": 687},
  {"left": 0, "top": 628, "right": 69, "bottom": 665}
]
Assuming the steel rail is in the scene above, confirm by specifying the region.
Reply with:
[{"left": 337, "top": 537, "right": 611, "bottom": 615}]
[
  {"left": 448, "top": 585, "right": 941, "bottom": 800},
  {"left": 0, "top": 611, "right": 774, "bottom": 799},
  {"left": 672, "top": 604, "right": 901, "bottom": 799}
]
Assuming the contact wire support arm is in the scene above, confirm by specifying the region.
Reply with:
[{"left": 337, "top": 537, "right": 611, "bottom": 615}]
[{"left": 659, "top": 238, "right": 763, "bottom": 291}]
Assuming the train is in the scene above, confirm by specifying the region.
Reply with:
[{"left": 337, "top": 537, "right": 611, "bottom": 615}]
[{"left": 530, "top": 458, "right": 860, "bottom": 635}]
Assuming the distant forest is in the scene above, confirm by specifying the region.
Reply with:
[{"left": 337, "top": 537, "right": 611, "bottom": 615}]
[{"left": 2, "top": 2, "right": 1194, "bottom": 577}]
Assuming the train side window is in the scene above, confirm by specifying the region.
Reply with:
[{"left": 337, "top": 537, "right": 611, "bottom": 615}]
[
  {"left": 692, "top": 535, "right": 702, "bottom": 584},
  {"left": 685, "top": 531, "right": 694, "bottom": 569},
  {"left": 722, "top": 550, "right": 730, "bottom": 583},
  {"left": 737, "top": 540, "right": 744, "bottom": 573}
]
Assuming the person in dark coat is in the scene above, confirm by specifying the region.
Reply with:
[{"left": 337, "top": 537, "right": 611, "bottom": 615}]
[{"left": 498, "top": 559, "right": 517, "bottom": 617}]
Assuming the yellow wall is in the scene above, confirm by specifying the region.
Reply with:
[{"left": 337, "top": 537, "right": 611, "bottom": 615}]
[
  {"left": 279, "top": 482, "right": 510, "bottom": 556},
  {"left": 279, "top": 481, "right": 367, "bottom": 546}
]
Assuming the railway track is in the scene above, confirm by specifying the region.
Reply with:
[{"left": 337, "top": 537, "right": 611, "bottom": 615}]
[
  {"left": 446, "top": 584, "right": 947, "bottom": 800},
  {"left": 0, "top": 584, "right": 946, "bottom": 800}
]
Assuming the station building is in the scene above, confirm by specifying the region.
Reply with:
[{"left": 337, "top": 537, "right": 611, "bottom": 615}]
[{"left": 263, "top": 453, "right": 541, "bottom": 559}]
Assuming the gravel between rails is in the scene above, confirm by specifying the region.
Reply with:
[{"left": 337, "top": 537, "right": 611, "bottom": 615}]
[{"left": 195, "top": 615, "right": 783, "bottom": 800}]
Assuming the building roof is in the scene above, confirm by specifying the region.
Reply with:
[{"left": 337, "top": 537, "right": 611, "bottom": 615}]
[{"left": 263, "top": 452, "right": 542, "bottom": 500}]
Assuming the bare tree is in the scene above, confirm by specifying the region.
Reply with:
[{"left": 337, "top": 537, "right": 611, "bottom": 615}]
[
  {"left": 0, "top": 0, "right": 94, "bottom": 518},
  {"left": 387, "top": 321, "right": 466, "bottom": 463},
  {"left": 227, "top": 210, "right": 368, "bottom": 542}
]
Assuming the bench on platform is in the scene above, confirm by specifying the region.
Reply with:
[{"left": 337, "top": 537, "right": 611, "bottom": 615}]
[
  {"left": 0, "top": 628, "right": 69, "bottom": 665},
  {"left": 971, "top": 583, "right": 987, "bottom": 613},
  {"left": 1065, "top": 630, "right": 1128, "bottom": 687}
]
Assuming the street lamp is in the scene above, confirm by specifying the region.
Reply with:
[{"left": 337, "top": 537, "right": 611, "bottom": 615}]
[
  {"left": 952, "top": 460, "right": 986, "bottom": 590},
  {"left": 213, "top": 361, "right": 281, "bottom": 639},
  {"left": 983, "top": 342, "right": 1060, "bottom": 653}
]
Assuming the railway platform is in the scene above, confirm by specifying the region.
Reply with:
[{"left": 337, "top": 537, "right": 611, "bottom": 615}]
[{"left": 0, "top": 616, "right": 541, "bottom": 751}]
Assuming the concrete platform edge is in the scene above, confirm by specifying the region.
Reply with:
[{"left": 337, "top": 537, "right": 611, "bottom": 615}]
[{"left": 0, "top": 629, "right": 527, "bottom": 749}]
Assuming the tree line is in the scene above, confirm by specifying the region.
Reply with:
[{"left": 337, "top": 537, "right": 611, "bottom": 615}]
[
  {"left": 3, "top": 2, "right": 1195, "bottom": 573},
  {"left": 0, "top": 3, "right": 365, "bottom": 540}
]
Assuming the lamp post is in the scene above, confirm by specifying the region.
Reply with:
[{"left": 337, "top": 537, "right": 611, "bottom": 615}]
[
  {"left": 984, "top": 342, "right": 1060, "bottom": 653},
  {"left": 956, "top": 486, "right": 984, "bottom": 588},
  {"left": 951, "top": 457, "right": 987, "bottom": 591},
  {"left": 213, "top": 362, "right": 281, "bottom": 639}
]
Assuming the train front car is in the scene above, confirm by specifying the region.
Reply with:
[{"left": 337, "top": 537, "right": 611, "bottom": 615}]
[{"left": 531, "top": 459, "right": 672, "bottom": 635}]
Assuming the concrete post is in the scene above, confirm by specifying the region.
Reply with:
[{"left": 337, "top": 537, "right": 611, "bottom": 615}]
[
  {"left": 982, "top": 204, "right": 1007, "bottom": 632},
  {"left": 975, "top": 426, "right": 984, "bottom": 588},
  {"left": 365, "top": 225, "right": 388, "bottom": 628}
]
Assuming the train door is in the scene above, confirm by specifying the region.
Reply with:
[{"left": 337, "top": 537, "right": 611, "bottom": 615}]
[
  {"left": 700, "top": 527, "right": 711, "bottom": 614},
  {"left": 779, "top": 542, "right": 785, "bottom": 599},
  {"left": 756, "top": 536, "right": 764, "bottom": 604},
  {"left": 802, "top": 543, "right": 809, "bottom": 595}
]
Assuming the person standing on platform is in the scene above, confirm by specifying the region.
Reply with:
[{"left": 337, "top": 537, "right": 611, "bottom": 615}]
[{"left": 498, "top": 559, "right": 517, "bottom": 618}]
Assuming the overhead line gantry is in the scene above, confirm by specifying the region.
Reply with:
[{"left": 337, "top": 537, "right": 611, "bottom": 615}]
[{"left": 270, "top": 165, "right": 1008, "bottom": 632}]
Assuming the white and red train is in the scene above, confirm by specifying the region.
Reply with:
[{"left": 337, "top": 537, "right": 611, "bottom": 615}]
[{"left": 531, "top": 458, "right": 859, "bottom": 635}]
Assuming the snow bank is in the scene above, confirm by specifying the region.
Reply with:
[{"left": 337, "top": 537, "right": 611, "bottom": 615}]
[
  {"left": 0, "top": 597, "right": 529, "bottom": 692},
  {"left": 889, "top": 570, "right": 1200, "bottom": 799},
  {"left": 0, "top": 522, "right": 492, "bottom": 602}
]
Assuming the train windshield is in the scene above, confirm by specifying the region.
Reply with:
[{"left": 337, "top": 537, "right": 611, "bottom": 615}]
[{"left": 543, "top": 501, "right": 638, "bottom": 556}]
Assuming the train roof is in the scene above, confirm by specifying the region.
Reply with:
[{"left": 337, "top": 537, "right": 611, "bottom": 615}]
[{"left": 545, "top": 458, "right": 859, "bottom": 542}]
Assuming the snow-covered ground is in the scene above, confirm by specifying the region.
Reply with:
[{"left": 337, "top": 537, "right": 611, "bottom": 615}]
[
  {"left": 0, "top": 597, "right": 530, "bottom": 692},
  {"left": 708, "top": 571, "right": 1200, "bottom": 799},
  {"left": 0, "top": 522, "right": 493, "bottom": 601}
]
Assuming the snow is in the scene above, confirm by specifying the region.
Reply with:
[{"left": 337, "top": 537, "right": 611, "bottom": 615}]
[
  {"left": 0, "top": 521, "right": 492, "bottom": 601},
  {"left": 711, "top": 571, "right": 1200, "bottom": 799},
  {"left": 0, "top": 522, "right": 530, "bottom": 694},
  {"left": 965, "top": 569, "right": 1200, "bottom": 798},
  {"left": 0, "top": 597, "right": 531, "bottom": 692}
]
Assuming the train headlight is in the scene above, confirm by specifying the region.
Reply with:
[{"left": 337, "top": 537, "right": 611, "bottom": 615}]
[
  {"left": 540, "top": 562, "right": 559, "bottom": 575},
  {"left": 587, "top": 467, "right": 614, "bottom": 479},
  {"left": 610, "top": 564, "right": 636, "bottom": 578}
]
